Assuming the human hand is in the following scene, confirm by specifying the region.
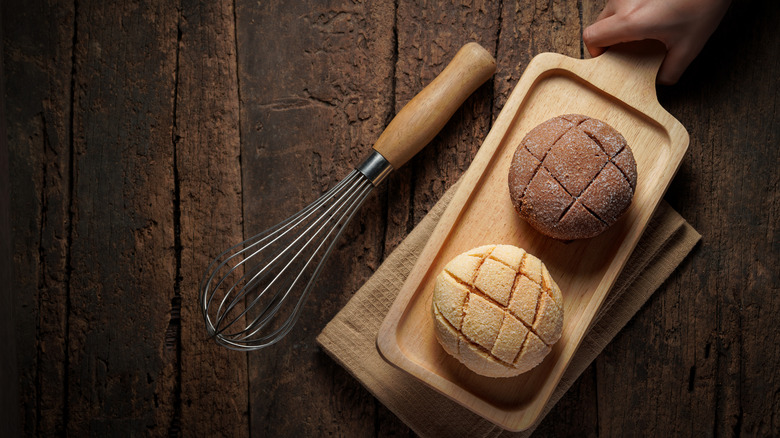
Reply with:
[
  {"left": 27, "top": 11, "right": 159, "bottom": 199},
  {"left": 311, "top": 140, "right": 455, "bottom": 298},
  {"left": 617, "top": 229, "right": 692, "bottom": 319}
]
[{"left": 583, "top": 0, "right": 732, "bottom": 85}]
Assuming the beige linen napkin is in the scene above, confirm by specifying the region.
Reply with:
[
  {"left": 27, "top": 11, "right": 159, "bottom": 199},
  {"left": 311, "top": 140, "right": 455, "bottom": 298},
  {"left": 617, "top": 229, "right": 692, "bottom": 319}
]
[{"left": 316, "top": 184, "right": 700, "bottom": 437}]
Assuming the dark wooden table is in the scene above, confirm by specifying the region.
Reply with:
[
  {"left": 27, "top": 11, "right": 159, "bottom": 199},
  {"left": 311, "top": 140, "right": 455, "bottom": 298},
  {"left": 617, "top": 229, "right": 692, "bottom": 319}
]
[{"left": 3, "top": 0, "right": 778, "bottom": 436}]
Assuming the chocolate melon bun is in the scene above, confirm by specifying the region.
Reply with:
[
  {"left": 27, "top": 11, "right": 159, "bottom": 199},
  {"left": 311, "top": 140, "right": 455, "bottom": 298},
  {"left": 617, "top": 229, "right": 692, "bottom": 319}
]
[
  {"left": 508, "top": 114, "right": 637, "bottom": 240},
  {"left": 431, "top": 244, "right": 563, "bottom": 378}
]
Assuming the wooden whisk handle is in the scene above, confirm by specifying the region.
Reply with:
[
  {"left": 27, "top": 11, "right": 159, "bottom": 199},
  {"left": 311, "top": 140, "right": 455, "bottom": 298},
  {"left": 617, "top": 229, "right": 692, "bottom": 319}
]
[{"left": 372, "top": 42, "right": 496, "bottom": 169}]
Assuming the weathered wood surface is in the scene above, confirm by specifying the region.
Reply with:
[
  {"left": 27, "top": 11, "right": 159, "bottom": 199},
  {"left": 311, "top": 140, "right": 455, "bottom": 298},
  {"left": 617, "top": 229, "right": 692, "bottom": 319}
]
[
  {"left": 67, "top": 2, "right": 178, "bottom": 435},
  {"left": 5, "top": 0, "right": 74, "bottom": 435},
  {"left": 235, "top": 2, "right": 395, "bottom": 436},
  {"left": 0, "top": 9, "right": 19, "bottom": 438},
  {"left": 176, "top": 0, "right": 248, "bottom": 436},
  {"left": 595, "top": 1, "right": 780, "bottom": 435},
  {"left": 4, "top": 0, "right": 778, "bottom": 437}
]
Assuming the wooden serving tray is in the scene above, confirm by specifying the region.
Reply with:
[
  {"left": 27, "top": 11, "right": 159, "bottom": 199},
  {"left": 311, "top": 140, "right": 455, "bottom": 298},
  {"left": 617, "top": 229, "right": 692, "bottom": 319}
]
[{"left": 376, "top": 40, "right": 689, "bottom": 432}]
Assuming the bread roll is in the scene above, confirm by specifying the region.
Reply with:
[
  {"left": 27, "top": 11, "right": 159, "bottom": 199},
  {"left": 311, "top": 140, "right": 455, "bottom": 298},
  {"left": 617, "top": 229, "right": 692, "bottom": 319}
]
[
  {"left": 431, "top": 244, "right": 563, "bottom": 378},
  {"left": 508, "top": 114, "right": 637, "bottom": 240}
]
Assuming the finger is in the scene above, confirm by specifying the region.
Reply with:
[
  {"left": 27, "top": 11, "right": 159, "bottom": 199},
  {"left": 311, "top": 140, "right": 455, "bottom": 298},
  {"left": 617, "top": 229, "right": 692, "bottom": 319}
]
[
  {"left": 585, "top": 37, "right": 607, "bottom": 58},
  {"left": 583, "top": 14, "right": 639, "bottom": 57},
  {"left": 584, "top": 4, "right": 616, "bottom": 57},
  {"left": 657, "top": 43, "right": 700, "bottom": 85},
  {"left": 582, "top": 1, "right": 618, "bottom": 57},
  {"left": 583, "top": 22, "right": 608, "bottom": 58},
  {"left": 583, "top": 14, "right": 639, "bottom": 49}
]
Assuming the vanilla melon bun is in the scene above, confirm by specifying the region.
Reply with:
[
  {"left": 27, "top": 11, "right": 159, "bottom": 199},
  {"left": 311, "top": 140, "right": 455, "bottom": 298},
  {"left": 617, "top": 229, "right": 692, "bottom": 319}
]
[{"left": 431, "top": 244, "right": 563, "bottom": 378}]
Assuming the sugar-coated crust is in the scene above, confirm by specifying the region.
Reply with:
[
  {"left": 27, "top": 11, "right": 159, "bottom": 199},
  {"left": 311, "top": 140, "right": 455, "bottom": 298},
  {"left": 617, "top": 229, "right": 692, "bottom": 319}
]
[
  {"left": 431, "top": 244, "right": 564, "bottom": 378},
  {"left": 507, "top": 114, "right": 637, "bottom": 240}
]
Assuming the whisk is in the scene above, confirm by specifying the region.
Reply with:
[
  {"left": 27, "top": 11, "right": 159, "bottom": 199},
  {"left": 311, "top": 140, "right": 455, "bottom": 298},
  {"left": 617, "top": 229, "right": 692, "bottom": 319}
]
[{"left": 200, "top": 42, "right": 496, "bottom": 351}]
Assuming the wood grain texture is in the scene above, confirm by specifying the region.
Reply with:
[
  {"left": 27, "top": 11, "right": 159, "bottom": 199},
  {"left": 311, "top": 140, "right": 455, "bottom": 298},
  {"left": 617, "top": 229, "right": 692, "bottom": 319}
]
[
  {"left": 3, "top": 0, "right": 74, "bottom": 435},
  {"left": 175, "top": 0, "right": 249, "bottom": 436},
  {"left": 594, "top": 1, "right": 780, "bottom": 436},
  {"left": 4, "top": 0, "right": 779, "bottom": 436},
  {"left": 384, "top": 0, "right": 499, "bottom": 257},
  {"left": 0, "top": 9, "right": 19, "bottom": 437},
  {"left": 234, "top": 1, "right": 396, "bottom": 436},
  {"left": 494, "top": 0, "right": 583, "bottom": 112},
  {"left": 67, "top": 1, "right": 178, "bottom": 435}
]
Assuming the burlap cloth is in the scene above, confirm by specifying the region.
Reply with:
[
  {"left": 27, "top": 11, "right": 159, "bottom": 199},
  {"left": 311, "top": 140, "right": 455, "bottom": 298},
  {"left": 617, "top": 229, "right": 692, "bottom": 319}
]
[{"left": 316, "top": 182, "right": 700, "bottom": 437}]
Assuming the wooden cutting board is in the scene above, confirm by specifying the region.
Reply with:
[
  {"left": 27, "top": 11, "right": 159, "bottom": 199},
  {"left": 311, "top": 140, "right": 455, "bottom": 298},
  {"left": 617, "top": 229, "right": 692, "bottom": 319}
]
[{"left": 376, "top": 40, "right": 689, "bottom": 432}]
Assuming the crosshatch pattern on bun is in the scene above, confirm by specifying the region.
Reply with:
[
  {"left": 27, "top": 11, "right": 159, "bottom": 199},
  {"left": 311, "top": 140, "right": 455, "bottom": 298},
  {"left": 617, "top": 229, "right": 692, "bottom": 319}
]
[
  {"left": 431, "top": 244, "right": 563, "bottom": 378},
  {"left": 508, "top": 114, "right": 638, "bottom": 240}
]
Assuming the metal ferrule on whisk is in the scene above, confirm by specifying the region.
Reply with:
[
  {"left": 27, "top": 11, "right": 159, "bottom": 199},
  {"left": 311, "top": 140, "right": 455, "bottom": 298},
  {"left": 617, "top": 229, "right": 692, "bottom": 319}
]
[{"left": 356, "top": 150, "right": 393, "bottom": 186}]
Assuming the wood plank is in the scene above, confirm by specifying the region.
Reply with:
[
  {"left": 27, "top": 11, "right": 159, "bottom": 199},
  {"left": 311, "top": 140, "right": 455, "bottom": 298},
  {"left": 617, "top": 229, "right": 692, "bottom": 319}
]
[
  {"left": 384, "top": 0, "right": 500, "bottom": 255},
  {"left": 3, "top": 0, "right": 74, "bottom": 435},
  {"left": 66, "top": 1, "right": 178, "bottom": 435},
  {"left": 533, "top": 366, "right": 600, "bottom": 436},
  {"left": 234, "top": 2, "right": 396, "bottom": 436},
  {"left": 494, "top": 0, "right": 584, "bottom": 111},
  {"left": 670, "top": 5, "right": 779, "bottom": 434},
  {"left": 594, "top": 0, "right": 780, "bottom": 436},
  {"left": 175, "top": 0, "right": 249, "bottom": 436},
  {"left": 0, "top": 10, "right": 19, "bottom": 437}
]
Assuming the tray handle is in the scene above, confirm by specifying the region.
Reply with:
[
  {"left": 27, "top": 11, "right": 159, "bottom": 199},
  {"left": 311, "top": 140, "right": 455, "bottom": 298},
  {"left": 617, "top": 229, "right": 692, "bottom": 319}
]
[{"left": 587, "top": 39, "right": 667, "bottom": 104}]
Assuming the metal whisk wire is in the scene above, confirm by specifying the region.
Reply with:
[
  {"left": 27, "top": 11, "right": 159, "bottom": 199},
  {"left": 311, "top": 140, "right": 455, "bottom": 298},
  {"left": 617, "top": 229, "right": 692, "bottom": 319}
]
[{"left": 199, "top": 166, "right": 378, "bottom": 351}]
